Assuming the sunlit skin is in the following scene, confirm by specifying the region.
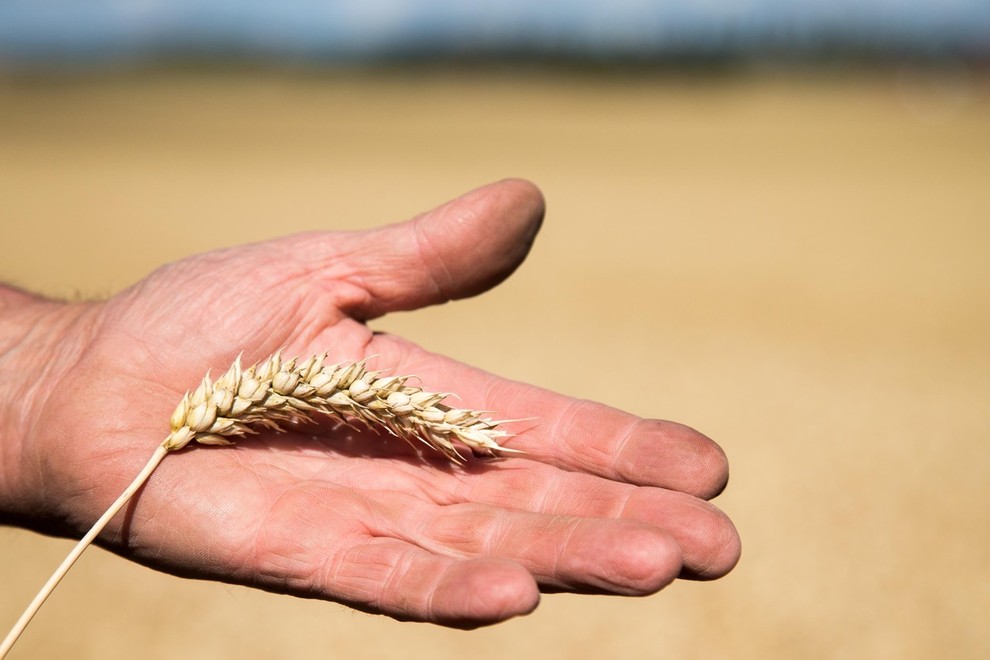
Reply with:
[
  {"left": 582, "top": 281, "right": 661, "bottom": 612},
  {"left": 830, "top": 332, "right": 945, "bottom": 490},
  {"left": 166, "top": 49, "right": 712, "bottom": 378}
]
[{"left": 0, "top": 179, "right": 739, "bottom": 628}]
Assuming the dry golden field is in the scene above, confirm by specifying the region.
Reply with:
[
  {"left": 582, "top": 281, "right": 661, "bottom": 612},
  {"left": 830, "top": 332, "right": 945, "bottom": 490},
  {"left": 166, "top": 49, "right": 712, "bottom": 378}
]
[{"left": 1, "top": 67, "right": 988, "bottom": 659}]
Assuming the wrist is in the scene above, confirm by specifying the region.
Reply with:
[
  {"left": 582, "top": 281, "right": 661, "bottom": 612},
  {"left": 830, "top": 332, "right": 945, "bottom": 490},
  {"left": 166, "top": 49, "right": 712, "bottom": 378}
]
[{"left": 0, "top": 285, "right": 101, "bottom": 526}]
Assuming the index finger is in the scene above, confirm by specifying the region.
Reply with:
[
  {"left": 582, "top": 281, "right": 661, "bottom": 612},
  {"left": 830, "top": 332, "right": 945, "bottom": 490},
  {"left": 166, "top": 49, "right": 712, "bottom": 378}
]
[{"left": 366, "top": 335, "right": 729, "bottom": 499}]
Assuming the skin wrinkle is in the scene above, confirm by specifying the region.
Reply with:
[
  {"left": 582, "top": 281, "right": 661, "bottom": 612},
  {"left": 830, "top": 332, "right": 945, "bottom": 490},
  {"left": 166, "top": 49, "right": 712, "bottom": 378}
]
[
  {"left": 609, "top": 415, "right": 643, "bottom": 484},
  {"left": 361, "top": 486, "right": 415, "bottom": 541},
  {"left": 455, "top": 461, "right": 501, "bottom": 507},
  {"left": 115, "top": 489, "right": 169, "bottom": 555},
  {"left": 412, "top": 502, "right": 470, "bottom": 558},
  {"left": 281, "top": 287, "right": 349, "bottom": 352},
  {"left": 614, "top": 483, "right": 643, "bottom": 524},
  {"left": 114, "top": 276, "right": 259, "bottom": 364},
  {"left": 411, "top": 216, "right": 454, "bottom": 304},
  {"left": 550, "top": 397, "right": 611, "bottom": 473},
  {"left": 254, "top": 533, "right": 317, "bottom": 593},
  {"left": 546, "top": 516, "right": 582, "bottom": 588},
  {"left": 226, "top": 301, "right": 292, "bottom": 355},
  {"left": 335, "top": 537, "right": 410, "bottom": 605},
  {"left": 326, "top": 234, "right": 409, "bottom": 315},
  {"left": 85, "top": 335, "right": 199, "bottom": 435},
  {"left": 449, "top": 458, "right": 536, "bottom": 512},
  {"left": 399, "top": 497, "right": 458, "bottom": 557},
  {"left": 114, "top": 269, "right": 195, "bottom": 331},
  {"left": 0, "top": 303, "right": 42, "bottom": 357},
  {"left": 230, "top": 450, "right": 276, "bottom": 532},
  {"left": 374, "top": 461, "right": 466, "bottom": 507},
  {"left": 238, "top": 284, "right": 315, "bottom": 354},
  {"left": 525, "top": 465, "right": 561, "bottom": 515},
  {"left": 323, "top": 539, "right": 354, "bottom": 601},
  {"left": 480, "top": 507, "right": 513, "bottom": 558},
  {"left": 208, "top": 238, "right": 338, "bottom": 347},
  {"left": 317, "top": 537, "right": 364, "bottom": 601},
  {"left": 484, "top": 375, "right": 556, "bottom": 461},
  {"left": 145, "top": 528, "right": 170, "bottom": 565},
  {"left": 55, "top": 420, "right": 158, "bottom": 531},
  {"left": 330, "top": 275, "right": 378, "bottom": 322},
  {"left": 7, "top": 303, "right": 101, "bottom": 508},
  {"left": 478, "top": 372, "right": 551, "bottom": 461},
  {"left": 249, "top": 480, "right": 317, "bottom": 589},
  {"left": 377, "top": 545, "right": 420, "bottom": 616},
  {"left": 301, "top": 233, "right": 392, "bottom": 322},
  {"left": 424, "top": 560, "right": 456, "bottom": 623},
  {"left": 486, "top": 459, "right": 568, "bottom": 513},
  {"left": 286, "top": 229, "right": 379, "bottom": 294},
  {"left": 144, "top": 464, "right": 249, "bottom": 573}
]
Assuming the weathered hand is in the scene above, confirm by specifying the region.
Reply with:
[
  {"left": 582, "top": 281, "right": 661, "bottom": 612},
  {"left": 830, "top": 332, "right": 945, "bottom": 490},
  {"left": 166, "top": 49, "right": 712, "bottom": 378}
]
[{"left": 1, "top": 179, "right": 739, "bottom": 628}]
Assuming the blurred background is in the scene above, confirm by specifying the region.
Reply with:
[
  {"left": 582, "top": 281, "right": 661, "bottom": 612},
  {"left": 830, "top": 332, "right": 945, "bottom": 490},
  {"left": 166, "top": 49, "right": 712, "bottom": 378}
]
[{"left": 1, "top": 2, "right": 988, "bottom": 659}]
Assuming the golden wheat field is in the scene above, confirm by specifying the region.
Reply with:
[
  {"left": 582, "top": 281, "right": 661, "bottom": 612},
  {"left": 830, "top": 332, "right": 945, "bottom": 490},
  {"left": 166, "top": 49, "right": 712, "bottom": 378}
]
[{"left": 1, "top": 67, "right": 988, "bottom": 659}]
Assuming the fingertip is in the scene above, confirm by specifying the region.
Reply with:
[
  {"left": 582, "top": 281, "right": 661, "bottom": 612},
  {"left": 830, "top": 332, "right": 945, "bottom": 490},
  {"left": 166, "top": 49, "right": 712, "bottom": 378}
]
[
  {"left": 431, "top": 558, "right": 540, "bottom": 628},
  {"left": 489, "top": 177, "right": 546, "bottom": 240},
  {"left": 586, "top": 525, "right": 683, "bottom": 596},
  {"left": 621, "top": 528, "right": 684, "bottom": 594},
  {"left": 428, "top": 178, "right": 545, "bottom": 301},
  {"left": 668, "top": 422, "right": 730, "bottom": 500},
  {"left": 679, "top": 506, "right": 742, "bottom": 581},
  {"left": 616, "top": 420, "right": 730, "bottom": 499}
]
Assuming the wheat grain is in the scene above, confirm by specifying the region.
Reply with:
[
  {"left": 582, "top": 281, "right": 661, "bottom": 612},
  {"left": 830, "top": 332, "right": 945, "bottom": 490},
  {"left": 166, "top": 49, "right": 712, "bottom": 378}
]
[{"left": 0, "top": 351, "right": 515, "bottom": 658}]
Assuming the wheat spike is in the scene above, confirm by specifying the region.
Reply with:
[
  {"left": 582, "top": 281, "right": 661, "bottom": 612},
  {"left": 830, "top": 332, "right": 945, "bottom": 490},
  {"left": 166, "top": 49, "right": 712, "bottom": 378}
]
[
  {"left": 0, "top": 351, "right": 515, "bottom": 658},
  {"left": 162, "top": 351, "right": 515, "bottom": 461}
]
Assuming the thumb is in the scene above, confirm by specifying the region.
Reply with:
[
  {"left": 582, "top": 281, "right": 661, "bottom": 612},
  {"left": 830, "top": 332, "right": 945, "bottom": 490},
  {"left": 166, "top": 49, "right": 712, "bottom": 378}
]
[{"left": 323, "top": 178, "right": 545, "bottom": 320}]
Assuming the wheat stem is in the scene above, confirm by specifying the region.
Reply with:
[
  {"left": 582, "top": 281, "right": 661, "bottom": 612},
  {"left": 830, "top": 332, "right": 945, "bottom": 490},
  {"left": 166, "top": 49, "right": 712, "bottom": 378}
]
[{"left": 0, "top": 445, "right": 169, "bottom": 659}]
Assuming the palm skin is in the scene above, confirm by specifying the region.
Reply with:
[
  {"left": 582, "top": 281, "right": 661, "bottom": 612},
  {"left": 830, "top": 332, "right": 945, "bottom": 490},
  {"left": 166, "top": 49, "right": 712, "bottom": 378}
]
[{"left": 6, "top": 179, "right": 739, "bottom": 628}]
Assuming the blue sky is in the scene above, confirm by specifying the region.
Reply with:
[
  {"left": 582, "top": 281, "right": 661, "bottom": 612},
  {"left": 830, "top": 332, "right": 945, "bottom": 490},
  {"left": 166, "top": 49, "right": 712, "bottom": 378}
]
[{"left": 1, "top": 1, "right": 987, "bottom": 63}]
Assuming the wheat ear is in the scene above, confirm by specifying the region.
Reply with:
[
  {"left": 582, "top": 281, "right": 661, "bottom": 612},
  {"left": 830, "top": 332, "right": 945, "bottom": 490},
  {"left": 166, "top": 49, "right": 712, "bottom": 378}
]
[{"left": 0, "top": 351, "right": 515, "bottom": 658}]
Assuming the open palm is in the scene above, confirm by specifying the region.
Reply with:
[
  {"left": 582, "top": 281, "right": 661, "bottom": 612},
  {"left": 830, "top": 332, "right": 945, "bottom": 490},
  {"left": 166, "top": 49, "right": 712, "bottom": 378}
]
[{"left": 17, "top": 180, "right": 739, "bottom": 627}]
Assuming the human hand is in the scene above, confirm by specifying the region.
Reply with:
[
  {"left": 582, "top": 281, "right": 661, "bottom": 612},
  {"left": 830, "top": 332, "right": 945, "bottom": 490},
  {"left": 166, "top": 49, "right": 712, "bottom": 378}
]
[{"left": 0, "top": 179, "right": 739, "bottom": 628}]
